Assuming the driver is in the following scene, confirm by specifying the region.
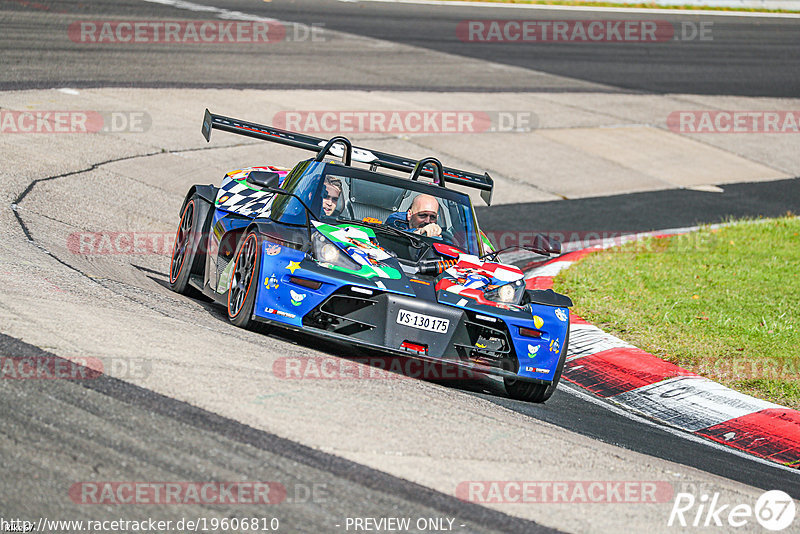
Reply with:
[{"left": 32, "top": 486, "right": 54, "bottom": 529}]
[{"left": 384, "top": 194, "right": 442, "bottom": 238}]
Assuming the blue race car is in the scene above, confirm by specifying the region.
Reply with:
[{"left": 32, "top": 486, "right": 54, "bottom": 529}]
[{"left": 169, "top": 110, "right": 572, "bottom": 402}]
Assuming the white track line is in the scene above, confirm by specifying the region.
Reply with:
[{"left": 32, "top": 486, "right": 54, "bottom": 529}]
[
  {"left": 142, "top": 0, "right": 279, "bottom": 21},
  {"left": 345, "top": 0, "right": 800, "bottom": 18},
  {"left": 559, "top": 382, "right": 800, "bottom": 475},
  {"left": 540, "top": 222, "right": 799, "bottom": 472}
]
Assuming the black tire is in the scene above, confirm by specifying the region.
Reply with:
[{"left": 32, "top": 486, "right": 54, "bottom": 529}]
[
  {"left": 227, "top": 231, "right": 261, "bottom": 329},
  {"left": 169, "top": 195, "right": 211, "bottom": 295},
  {"left": 504, "top": 322, "right": 570, "bottom": 403}
]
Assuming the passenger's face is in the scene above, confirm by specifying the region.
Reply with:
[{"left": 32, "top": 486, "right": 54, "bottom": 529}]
[{"left": 322, "top": 183, "right": 340, "bottom": 216}]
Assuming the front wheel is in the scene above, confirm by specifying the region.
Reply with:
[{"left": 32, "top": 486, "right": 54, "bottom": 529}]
[
  {"left": 504, "top": 322, "right": 570, "bottom": 403},
  {"left": 227, "top": 231, "right": 261, "bottom": 329},
  {"left": 169, "top": 196, "right": 210, "bottom": 295}
]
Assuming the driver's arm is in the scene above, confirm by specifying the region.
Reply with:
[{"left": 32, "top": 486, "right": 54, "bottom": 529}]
[{"left": 414, "top": 223, "right": 442, "bottom": 237}]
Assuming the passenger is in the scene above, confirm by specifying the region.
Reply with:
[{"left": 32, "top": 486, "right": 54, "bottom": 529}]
[
  {"left": 321, "top": 176, "right": 343, "bottom": 217},
  {"left": 384, "top": 193, "right": 442, "bottom": 238}
]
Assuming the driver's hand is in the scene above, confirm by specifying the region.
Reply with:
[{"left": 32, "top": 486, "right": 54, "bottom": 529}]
[{"left": 415, "top": 223, "right": 442, "bottom": 237}]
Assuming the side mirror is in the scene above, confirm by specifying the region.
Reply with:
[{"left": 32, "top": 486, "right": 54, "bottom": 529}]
[
  {"left": 530, "top": 234, "right": 561, "bottom": 256},
  {"left": 480, "top": 233, "right": 562, "bottom": 260},
  {"left": 525, "top": 289, "right": 573, "bottom": 308},
  {"left": 247, "top": 171, "right": 281, "bottom": 189}
]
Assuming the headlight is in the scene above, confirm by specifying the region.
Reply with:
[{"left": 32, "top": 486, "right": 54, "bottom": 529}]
[
  {"left": 484, "top": 279, "right": 526, "bottom": 304},
  {"left": 312, "top": 232, "right": 361, "bottom": 271},
  {"left": 319, "top": 242, "right": 340, "bottom": 263}
]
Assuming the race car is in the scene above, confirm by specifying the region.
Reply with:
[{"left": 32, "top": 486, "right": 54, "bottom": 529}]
[{"left": 169, "top": 110, "right": 572, "bottom": 402}]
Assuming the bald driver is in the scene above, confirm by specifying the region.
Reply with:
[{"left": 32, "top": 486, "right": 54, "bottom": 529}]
[{"left": 384, "top": 194, "right": 442, "bottom": 238}]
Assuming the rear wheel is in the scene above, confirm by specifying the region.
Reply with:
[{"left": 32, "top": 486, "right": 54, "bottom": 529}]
[
  {"left": 227, "top": 231, "right": 261, "bottom": 329},
  {"left": 504, "top": 322, "right": 570, "bottom": 403},
  {"left": 169, "top": 196, "right": 210, "bottom": 294}
]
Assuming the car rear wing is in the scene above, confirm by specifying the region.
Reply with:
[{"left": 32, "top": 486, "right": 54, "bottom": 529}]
[{"left": 202, "top": 109, "right": 494, "bottom": 205}]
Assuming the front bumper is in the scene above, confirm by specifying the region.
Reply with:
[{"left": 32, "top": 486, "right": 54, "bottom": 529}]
[{"left": 301, "top": 287, "right": 520, "bottom": 374}]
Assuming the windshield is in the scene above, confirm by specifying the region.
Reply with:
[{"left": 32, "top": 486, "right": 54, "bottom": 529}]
[
  {"left": 270, "top": 162, "right": 481, "bottom": 256},
  {"left": 268, "top": 160, "right": 319, "bottom": 224}
]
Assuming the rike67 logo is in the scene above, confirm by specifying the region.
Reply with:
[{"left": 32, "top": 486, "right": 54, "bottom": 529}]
[{"left": 669, "top": 490, "right": 796, "bottom": 531}]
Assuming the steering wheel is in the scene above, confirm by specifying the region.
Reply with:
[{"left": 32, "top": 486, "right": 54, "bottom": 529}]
[{"left": 439, "top": 228, "right": 455, "bottom": 243}]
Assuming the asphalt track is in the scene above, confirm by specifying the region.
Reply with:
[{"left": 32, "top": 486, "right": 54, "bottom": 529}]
[
  {"left": 476, "top": 177, "right": 800, "bottom": 234},
  {"left": 0, "top": 333, "right": 552, "bottom": 533},
  {"left": 2, "top": 0, "right": 800, "bottom": 532},
  {"left": 252, "top": 0, "right": 800, "bottom": 97},
  {"left": 2, "top": 0, "right": 799, "bottom": 96}
]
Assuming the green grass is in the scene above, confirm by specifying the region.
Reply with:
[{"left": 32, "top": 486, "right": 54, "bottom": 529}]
[
  {"left": 440, "top": 0, "right": 800, "bottom": 14},
  {"left": 554, "top": 216, "right": 800, "bottom": 408}
]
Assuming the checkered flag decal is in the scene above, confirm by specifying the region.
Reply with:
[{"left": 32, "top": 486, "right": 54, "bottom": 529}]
[{"left": 216, "top": 178, "right": 275, "bottom": 218}]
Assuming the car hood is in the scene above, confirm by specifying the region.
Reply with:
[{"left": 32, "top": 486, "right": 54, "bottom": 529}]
[
  {"left": 314, "top": 222, "right": 526, "bottom": 310},
  {"left": 314, "top": 222, "right": 403, "bottom": 280},
  {"left": 434, "top": 254, "right": 525, "bottom": 311}
]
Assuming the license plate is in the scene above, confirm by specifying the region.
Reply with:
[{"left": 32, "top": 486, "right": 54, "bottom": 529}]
[{"left": 396, "top": 309, "right": 449, "bottom": 333}]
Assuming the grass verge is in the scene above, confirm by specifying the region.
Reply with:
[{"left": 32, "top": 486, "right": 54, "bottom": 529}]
[
  {"left": 553, "top": 216, "right": 800, "bottom": 409},
  {"left": 438, "top": 0, "right": 800, "bottom": 14}
]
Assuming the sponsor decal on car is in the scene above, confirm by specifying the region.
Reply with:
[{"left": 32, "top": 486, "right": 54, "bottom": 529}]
[
  {"left": 550, "top": 338, "right": 561, "bottom": 354},
  {"left": 265, "top": 274, "right": 280, "bottom": 290},
  {"left": 265, "top": 243, "right": 281, "bottom": 256},
  {"left": 314, "top": 222, "right": 402, "bottom": 280},
  {"left": 555, "top": 308, "right": 568, "bottom": 322},
  {"left": 527, "top": 344, "right": 540, "bottom": 359},
  {"left": 290, "top": 290, "right": 306, "bottom": 306},
  {"left": 435, "top": 256, "right": 526, "bottom": 309},
  {"left": 525, "top": 366, "right": 550, "bottom": 374},
  {"left": 264, "top": 307, "right": 296, "bottom": 319},
  {"left": 286, "top": 261, "right": 301, "bottom": 274},
  {"left": 533, "top": 315, "right": 544, "bottom": 329}
]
